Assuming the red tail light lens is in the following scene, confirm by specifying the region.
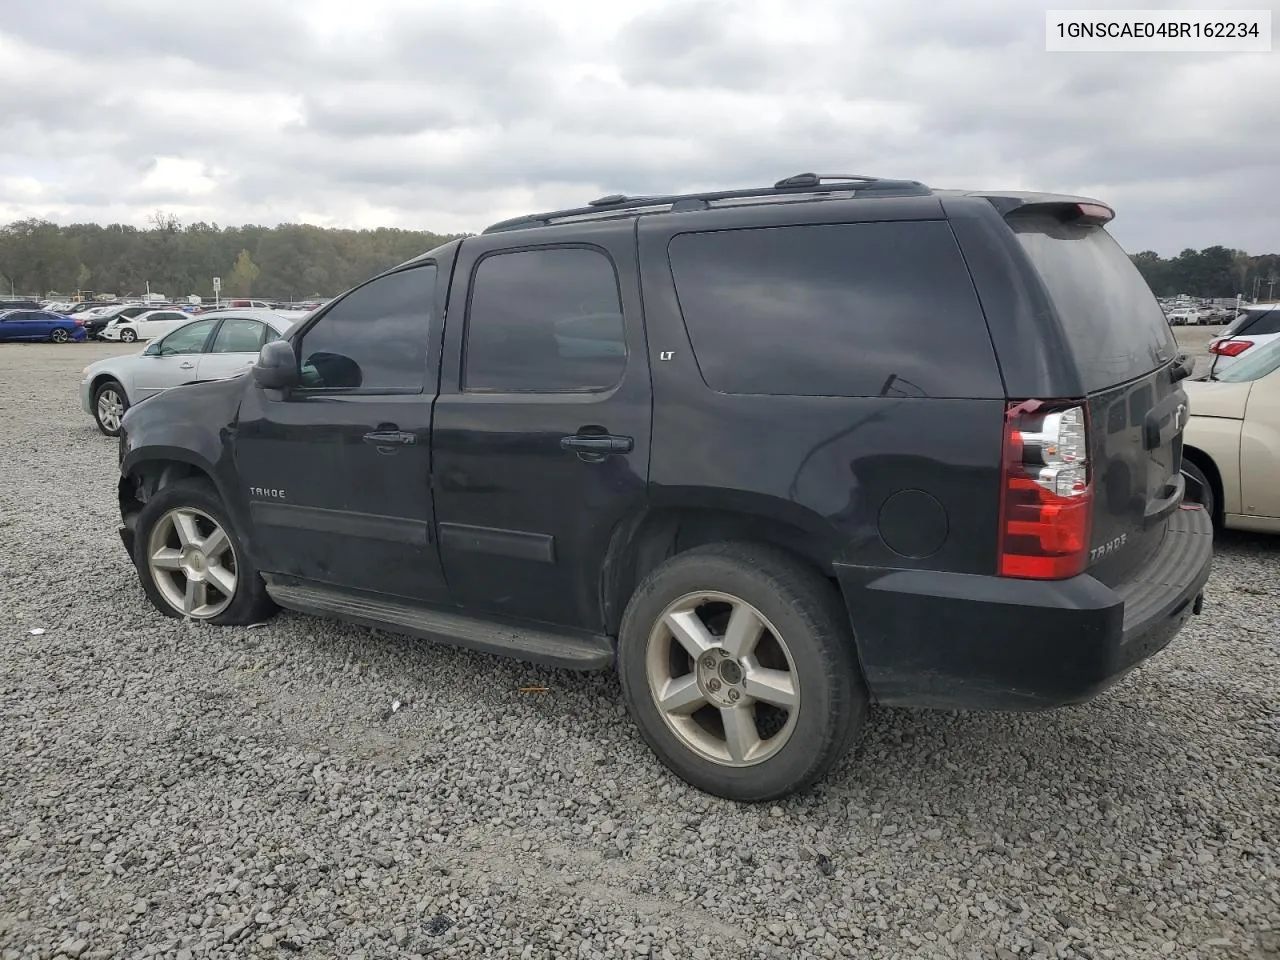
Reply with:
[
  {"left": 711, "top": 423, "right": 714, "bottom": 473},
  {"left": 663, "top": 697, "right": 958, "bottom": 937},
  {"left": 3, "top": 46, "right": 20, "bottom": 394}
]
[
  {"left": 1209, "top": 339, "right": 1253, "bottom": 357},
  {"left": 74, "top": 319, "right": 85, "bottom": 326},
  {"left": 998, "top": 400, "right": 1093, "bottom": 580}
]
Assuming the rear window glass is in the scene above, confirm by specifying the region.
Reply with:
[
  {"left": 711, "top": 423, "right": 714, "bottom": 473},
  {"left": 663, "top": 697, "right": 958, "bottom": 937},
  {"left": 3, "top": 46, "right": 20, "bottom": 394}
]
[
  {"left": 1009, "top": 216, "right": 1178, "bottom": 394},
  {"left": 1224, "top": 307, "right": 1280, "bottom": 337},
  {"left": 667, "top": 221, "right": 1001, "bottom": 398}
]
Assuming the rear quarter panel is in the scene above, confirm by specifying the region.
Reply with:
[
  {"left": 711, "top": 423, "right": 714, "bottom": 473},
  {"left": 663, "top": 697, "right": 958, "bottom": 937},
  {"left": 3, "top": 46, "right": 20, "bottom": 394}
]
[
  {"left": 1241, "top": 375, "right": 1280, "bottom": 518},
  {"left": 1184, "top": 415, "right": 1244, "bottom": 515}
]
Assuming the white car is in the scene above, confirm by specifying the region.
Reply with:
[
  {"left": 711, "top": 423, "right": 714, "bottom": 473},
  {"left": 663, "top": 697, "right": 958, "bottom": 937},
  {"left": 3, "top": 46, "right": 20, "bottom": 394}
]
[
  {"left": 1205, "top": 303, "right": 1280, "bottom": 377},
  {"left": 100, "top": 308, "right": 198, "bottom": 342},
  {"left": 81, "top": 310, "right": 298, "bottom": 436},
  {"left": 1183, "top": 335, "right": 1280, "bottom": 535}
]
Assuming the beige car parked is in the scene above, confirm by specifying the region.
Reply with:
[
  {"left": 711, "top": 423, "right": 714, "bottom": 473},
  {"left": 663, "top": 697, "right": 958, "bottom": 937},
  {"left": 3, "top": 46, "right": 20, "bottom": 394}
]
[{"left": 1183, "top": 336, "right": 1280, "bottom": 534}]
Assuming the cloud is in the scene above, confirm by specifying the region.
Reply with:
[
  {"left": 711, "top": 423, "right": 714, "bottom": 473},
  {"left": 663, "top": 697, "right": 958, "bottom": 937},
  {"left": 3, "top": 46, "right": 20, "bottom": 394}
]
[{"left": 1, "top": 0, "right": 1277, "bottom": 253}]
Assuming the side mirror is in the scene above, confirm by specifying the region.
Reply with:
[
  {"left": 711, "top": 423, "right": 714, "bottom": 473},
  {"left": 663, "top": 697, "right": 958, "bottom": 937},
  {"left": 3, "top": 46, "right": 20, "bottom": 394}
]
[
  {"left": 253, "top": 339, "right": 300, "bottom": 390},
  {"left": 143, "top": 341, "right": 161, "bottom": 356}
]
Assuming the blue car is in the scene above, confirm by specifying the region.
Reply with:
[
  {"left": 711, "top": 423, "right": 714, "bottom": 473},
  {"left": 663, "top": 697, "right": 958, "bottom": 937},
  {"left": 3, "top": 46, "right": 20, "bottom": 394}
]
[{"left": 0, "top": 309, "right": 88, "bottom": 343}]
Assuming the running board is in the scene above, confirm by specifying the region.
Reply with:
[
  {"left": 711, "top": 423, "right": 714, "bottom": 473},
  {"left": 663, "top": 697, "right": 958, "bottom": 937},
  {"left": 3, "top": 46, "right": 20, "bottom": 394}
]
[{"left": 264, "top": 579, "right": 614, "bottom": 671}]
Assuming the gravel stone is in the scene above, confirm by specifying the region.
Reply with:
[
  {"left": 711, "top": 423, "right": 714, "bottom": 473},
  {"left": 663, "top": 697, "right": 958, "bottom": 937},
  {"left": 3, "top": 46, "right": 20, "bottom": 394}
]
[{"left": 3, "top": 338, "right": 1279, "bottom": 959}]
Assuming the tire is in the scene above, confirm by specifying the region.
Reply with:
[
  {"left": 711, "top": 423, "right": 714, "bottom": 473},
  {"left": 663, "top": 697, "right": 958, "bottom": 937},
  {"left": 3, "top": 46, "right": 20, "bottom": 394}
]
[
  {"left": 50, "top": 328, "right": 70, "bottom": 343},
  {"left": 617, "top": 541, "right": 868, "bottom": 802},
  {"left": 1182, "top": 460, "right": 1218, "bottom": 528},
  {"left": 132, "top": 478, "right": 277, "bottom": 625},
  {"left": 120, "top": 328, "right": 138, "bottom": 342},
  {"left": 92, "top": 379, "right": 129, "bottom": 437}
]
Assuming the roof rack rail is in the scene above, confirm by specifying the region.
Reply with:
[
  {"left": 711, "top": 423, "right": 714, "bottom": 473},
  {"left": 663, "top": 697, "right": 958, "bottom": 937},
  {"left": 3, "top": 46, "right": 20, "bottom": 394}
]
[{"left": 482, "top": 173, "right": 931, "bottom": 234}]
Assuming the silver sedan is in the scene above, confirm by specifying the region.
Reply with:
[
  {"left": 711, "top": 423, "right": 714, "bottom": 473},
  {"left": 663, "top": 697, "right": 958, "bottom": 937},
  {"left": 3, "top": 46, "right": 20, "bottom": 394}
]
[{"left": 80, "top": 310, "right": 302, "bottom": 436}]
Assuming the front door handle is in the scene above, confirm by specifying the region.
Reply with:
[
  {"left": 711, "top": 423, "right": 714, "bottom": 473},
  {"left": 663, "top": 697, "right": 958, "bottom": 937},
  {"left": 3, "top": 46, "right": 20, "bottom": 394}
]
[
  {"left": 560, "top": 434, "right": 633, "bottom": 461},
  {"left": 363, "top": 430, "right": 417, "bottom": 448},
  {"left": 179, "top": 361, "right": 195, "bottom": 369}
]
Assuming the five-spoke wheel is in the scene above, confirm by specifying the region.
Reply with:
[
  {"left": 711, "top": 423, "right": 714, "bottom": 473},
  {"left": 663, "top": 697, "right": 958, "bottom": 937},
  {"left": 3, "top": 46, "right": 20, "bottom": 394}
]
[
  {"left": 146, "top": 506, "right": 238, "bottom": 619},
  {"left": 132, "top": 479, "right": 277, "bottom": 626},
  {"left": 619, "top": 542, "right": 868, "bottom": 802},
  {"left": 646, "top": 591, "right": 800, "bottom": 767}
]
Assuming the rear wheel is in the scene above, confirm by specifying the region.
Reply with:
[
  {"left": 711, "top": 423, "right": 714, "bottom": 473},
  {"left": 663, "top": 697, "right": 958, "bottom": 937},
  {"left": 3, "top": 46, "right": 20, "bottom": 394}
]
[
  {"left": 92, "top": 380, "right": 128, "bottom": 436},
  {"left": 120, "top": 328, "right": 138, "bottom": 342},
  {"left": 133, "top": 479, "right": 277, "bottom": 625},
  {"left": 1182, "top": 460, "right": 1218, "bottom": 528},
  {"left": 50, "top": 328, "right": 69, "bottom": 343},
  {"left": 618, "top": 542, "right": 867, "bottom": 802}
]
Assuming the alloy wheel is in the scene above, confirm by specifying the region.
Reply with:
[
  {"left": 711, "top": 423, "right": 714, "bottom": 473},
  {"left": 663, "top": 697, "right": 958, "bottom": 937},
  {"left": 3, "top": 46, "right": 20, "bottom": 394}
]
[
  {"left": 96, "top": 389, "right": 125, "bottom": 433},
  {"left": 645, "top": 591, "right": 800, "bottom": 767},
  {"left": 146, "top": 507, "right": 238, "bottom": 619},
  {"left": 51, "top": 328, "right": 69, "bottom": 343}
]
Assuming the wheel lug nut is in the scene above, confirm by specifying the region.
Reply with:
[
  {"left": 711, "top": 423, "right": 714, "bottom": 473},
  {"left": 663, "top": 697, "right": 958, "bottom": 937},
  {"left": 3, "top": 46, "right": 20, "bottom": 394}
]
[
  {"left": 727, "top": 689, "right": 740, "bottom": 703},
  {"left": 701, "top": 654, "right": 717, "bottom": 669},
  {"left": 708, "top": 678, "right": 721, "bottom": 693}
]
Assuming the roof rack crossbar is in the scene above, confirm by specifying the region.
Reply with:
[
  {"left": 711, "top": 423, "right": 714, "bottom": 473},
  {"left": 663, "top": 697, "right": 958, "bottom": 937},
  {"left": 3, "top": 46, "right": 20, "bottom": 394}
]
[{"left": 482, "top": 173, "right": 930, "bottom": 234}]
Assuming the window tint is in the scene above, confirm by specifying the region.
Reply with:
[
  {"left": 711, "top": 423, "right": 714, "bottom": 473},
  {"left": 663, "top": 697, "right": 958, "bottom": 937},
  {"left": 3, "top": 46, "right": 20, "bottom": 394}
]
[
  {"left": 297, "top": 264, "right": 434, "bottom": 392},
  {"left": 667, "top": 221, "right": 1000, "bottom": 398},
  {"left": 157, "top": 320, "right": 216, "bottom": 355},
  {"left": 1245, "top": 308, "right": 1280, "bottom": 336},
  {"left": 464, "top": 247, "right": 626, "bottom": 392},
  {"left": 210, "top": 318, "right": 267, "bottom": 353},
  {"left": 1009, "top": 216, "right": 1178, "bottom": 393}
]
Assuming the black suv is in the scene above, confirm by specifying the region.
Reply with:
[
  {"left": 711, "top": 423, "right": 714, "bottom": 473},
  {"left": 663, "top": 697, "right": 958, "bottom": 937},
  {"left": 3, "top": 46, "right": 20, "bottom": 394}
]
[{"left": 115, "top": 174, "right": 1213, "bottom": 802}]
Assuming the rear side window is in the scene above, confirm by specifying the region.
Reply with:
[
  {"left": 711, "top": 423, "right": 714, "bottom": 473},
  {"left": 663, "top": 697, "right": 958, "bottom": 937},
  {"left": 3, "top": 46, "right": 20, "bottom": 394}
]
[
  {"left": 667, "top": 221, "right": 1001, "bottom": 398},
  {"left": 1008, "top": 216, "right": 1177, "bottom": 394},
  {"left": 464, "top": 247, "right": 626, "bottom": 393}
]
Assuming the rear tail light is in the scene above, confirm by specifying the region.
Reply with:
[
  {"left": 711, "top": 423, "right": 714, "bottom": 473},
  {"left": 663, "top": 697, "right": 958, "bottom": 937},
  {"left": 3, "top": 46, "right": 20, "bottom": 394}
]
[
  {"left": 74, "top": 319, "right": 84, "bottom": 326},
  {"left": 998, "top": 400, "right": 1093, "bottom": 580},
  {"left": 1209, "top": 339, "right": 1253, "bottom": 357}
]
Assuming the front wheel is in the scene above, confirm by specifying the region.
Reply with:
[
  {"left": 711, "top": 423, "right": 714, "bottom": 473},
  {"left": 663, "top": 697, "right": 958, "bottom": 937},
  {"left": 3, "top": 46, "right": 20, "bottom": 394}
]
[
  {"left": 119, "top": 328, "right": 138, "bottom": 342},
  {"left": 618, "top": 542, "right": 868, "bottom": 802},
  {"left": 132, "top": 479, "right": 277, "bottom": 625},
  {"left": 93, "top": 379, "right": 129, "bottom": 436}
]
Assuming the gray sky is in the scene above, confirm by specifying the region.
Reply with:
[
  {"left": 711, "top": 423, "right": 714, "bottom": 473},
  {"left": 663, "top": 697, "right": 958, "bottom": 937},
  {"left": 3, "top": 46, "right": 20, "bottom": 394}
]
[{"left": 1, "top": 0, "right": 1276, "bottom": 255}]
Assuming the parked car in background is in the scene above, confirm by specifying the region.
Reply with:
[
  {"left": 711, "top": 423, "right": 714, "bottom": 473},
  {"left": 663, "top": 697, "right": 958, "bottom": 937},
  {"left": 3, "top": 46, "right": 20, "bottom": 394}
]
[
  {"left": 1167, "top": 308, "right": 1208, "bottom": 326},
  {"left": 0, "top": 309, "right": 87, "bottom": 343},
  {"left": 1206, "top": 304, "right": 1280, "bottom": 376},
  {"left": 113, "top": 174, "right": 1212, "bottom": 801},
  {"left": 100, "top": 308, "right": 197, "bottom": 342},
  {"left": 0, "top": 299, "right": 43, "bottom": 312},
  {"left": 83, "top": 303, "right": 151, "bottom": 340},
  {"left": 1183, "top": 336, "right": 1280, "bottom": 534},
  {"left": 81, "top": 310, "right": 298, "bottom": 436}
]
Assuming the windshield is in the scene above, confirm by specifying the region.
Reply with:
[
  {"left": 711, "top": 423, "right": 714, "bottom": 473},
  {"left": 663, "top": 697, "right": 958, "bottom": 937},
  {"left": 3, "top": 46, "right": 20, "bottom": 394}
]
[
  {"left": 1215, "top": 337, "right": 1280, "bottom": 383},
  {"left": 1009, "top": 215, "right": 1177, "bottom": 394}
]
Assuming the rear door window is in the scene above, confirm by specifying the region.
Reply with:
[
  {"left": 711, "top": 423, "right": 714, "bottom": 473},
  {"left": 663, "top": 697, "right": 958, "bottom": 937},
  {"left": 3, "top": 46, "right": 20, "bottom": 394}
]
[
  {"left": 1007, "top": 215, "right": 1178, "bottom": 394},
  {"left": 667, "top": 221, "right": 1001, "bottom": 398}
]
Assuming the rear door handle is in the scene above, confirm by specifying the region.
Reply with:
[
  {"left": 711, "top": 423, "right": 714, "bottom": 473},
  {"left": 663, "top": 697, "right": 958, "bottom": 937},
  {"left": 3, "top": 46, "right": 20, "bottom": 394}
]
[
  {"left": 561, "top": 434, "right": 634, "bottom": 463},
  {"left": 560, "top": 434, "right": 633, "bottom": 455},
  {"left": 363, "top": 430, "right": 417, "bottom": 446}
]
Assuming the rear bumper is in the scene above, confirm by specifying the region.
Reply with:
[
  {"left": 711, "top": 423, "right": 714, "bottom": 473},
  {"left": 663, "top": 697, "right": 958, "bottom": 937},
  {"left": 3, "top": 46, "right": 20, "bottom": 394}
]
[{"left": 836, "top": 505, "right": 1213, "bottom": 711}]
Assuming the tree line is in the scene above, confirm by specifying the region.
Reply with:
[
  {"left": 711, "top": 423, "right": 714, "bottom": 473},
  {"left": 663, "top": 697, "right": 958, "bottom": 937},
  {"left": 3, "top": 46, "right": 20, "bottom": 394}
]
[
  {"left": 0, "top": 215, "right": 464, "bottom": 302},
  {"left": 1, "top": 216, "right": 1277, "bottom": 303},
  {"left": 1131, "top": 246, "right": 1279, "bottom": 301}
]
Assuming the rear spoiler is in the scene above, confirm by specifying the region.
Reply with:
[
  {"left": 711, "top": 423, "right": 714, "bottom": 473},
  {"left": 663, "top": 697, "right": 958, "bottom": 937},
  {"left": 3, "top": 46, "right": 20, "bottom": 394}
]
[{"left": 991, "top": 197, "right": 1115, "bottom": 225}]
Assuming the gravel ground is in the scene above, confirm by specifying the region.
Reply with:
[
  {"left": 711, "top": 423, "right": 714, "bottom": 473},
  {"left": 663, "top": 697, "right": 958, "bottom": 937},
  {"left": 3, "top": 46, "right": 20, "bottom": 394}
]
[{"left": 2, "top": 338, "right": 1278, "bottom": 960}]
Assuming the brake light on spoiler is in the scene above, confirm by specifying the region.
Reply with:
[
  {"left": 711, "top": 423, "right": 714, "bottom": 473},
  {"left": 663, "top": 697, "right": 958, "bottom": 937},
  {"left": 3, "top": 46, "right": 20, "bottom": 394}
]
[
  {"left": 998, "top": 400, "right": 1093, "bottom": 580},
  {"left": 1209, "top": 339, "right": 1253, "bottom": 357}
]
